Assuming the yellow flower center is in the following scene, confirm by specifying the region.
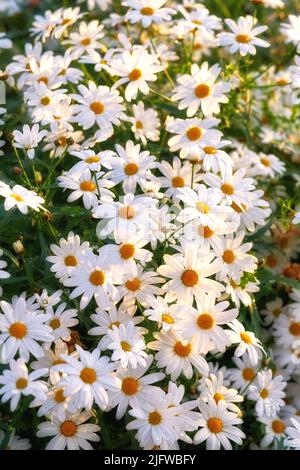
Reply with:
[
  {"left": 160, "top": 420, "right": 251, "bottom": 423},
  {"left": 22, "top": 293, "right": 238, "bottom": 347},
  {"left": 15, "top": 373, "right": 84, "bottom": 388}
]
[
  {"left": 90, "top": 101, "right": 105, "bottom": 114},
  {"left": 64, "top": 255, "right": 78, "bottom": 267},
  {"left": 54, "top": 389, "right": 66, "bottom": 403},
  {"left": 125, "top": 278, "right": 141, "bottom": 291},
  {"left": 85, "top": 156, "right": 100, "bottom": 164},
  {"left": 172, "top": 176, "right": 185, "bottom": 188},
  {"left": 221, "top": 183, "right": 234, "bottom": 195},
  {"left": 242, "top": 368, "right": 255, "bottom": 381},
  {"left": 260, "top": 157, "right": 270, "bottom": 167},
  {"left": 50, "top": 318, "right": 61, "bottom": 330},
  {"left": 11, "top": 193, "right": 24, "bottom": 202},
  {"left": 109, "top": 321, "right": 121, "bottom": 329},
  {"left": 41, "top": 96, "right": 50, "bottom": 106},
  {"left": 80, "top": 367, "right": 97, "bottom": 384},
  {"left": 222, "top": 249, "right": 236, "bottom": 264},
  {"left": 289, "top": 322, "right": 300, "bottom": 336},
  {"left": 38, "top": 76, "right": 49, "bottom": 85},
  {"left": 203, "top": 146, "right": 217, "bottom": 155},
  {"left": 9, "top": 322, "right": 27, "bottom": 339},
  {"left": 124, "top": 163, "right": 139, "bottom": 176},
  {"left": 197, "top": 313, "right": 214, "bottom": 330},
  {"left": 135, "top": 120, "right": 143, "bottom": 129},
  {"left": 81, "top": 38, "right": 91, "bottom": 46},
  {"left": 272, "top": 419, "right": 285, "bottom": 434},
  {"left": 121, "top": 377, "right": 139, "bottom": 395},
  {"left": 202, "top": 226, "right": 214, "bottom": 238},
  {"left": 260, "top": 388, "right": 269, "bottom": 399},
  {"left": 140, "top": 7, "right": 155, "bottom": 15},
  {"left": 174, "top": 341, "right": 191, "bottom": 357},
  {"left": 236, "top": 34, "right": 251, "bottom": 43},
  {"left": 121, "top": 341, "right": 131, "bottom": 352},
  {"left": 240, "top": 332, "right": 252, "bottom": 344},
  {"left": 194, "top": 84, "right": 210, "bottom": 99},
  {"left": 89, "top": 270, "right": 105, "bottom": 286},
  {"left": 231, "top": 201, "right": 247, "bottom": 213},
  {"left": 181, "top": 269, "right": 199, "bottom": 287},
  {"left": 16, "top": 378, "right": 28, "bottom": 390},
  {"left": 214, "top": 392, "right": 224, "bottom": 404},
  {"left": 119, "top": 243, "right": 135, "bottom": 260},
  {"left": 80, "top": 181, "right": 96, "bottom": 192},
  {"left": 196, "top": 202, "right": 209, "bottom": 214},
  {"left": 161, "top": 313, "right": 174, "bottom": 324},
  {"left": 129, "top": 68, "right": 142, "bottom": 81},
  {"left": 272, "top": 308, "right": 281, "bottom": 318},
  {"left": 60, "top": 420, "right": 77, "bottom": 437},
  {"left": 186, "top": 126, "right": 202, "bottom": 141},
  {"left": 207, "top": 417, "right": 223, "bottom": 433},
  {"left": 148, "top": 411, "right": 162, "bottom": 425}
]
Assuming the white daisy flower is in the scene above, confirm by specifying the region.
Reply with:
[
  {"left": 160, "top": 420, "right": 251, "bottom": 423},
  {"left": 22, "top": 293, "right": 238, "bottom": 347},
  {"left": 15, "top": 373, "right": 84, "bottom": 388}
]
[
  {"left": 46, "top": 303, "right": 78, "bottom": 345},
  {"left": 64, "top": 20, "right": 104, "bottom": 59},
  {"left": 123, "top": 0, "right": 175, "bottom": 28},
  {"left": 273, "top": 311, "right": 300, "bottom": 347},
  {"left": 0, "top": 429, "right": 31, "bottom": 450},
  {"left": 198, "top": 372, "right": 243, "bottom": 414},
  {"left": 248, "top": 369, "right": 286, "bottom": 417},
  {"left": 68, "top": 149, "right": 114, "bottom": 175},
  {"left": 194, "top": 399, "right": 245, "bottom": 450},
  {"left": 0, "top": 297, "right": 53, "bottom": 363},
  {"left": 230, "top": 357, "right": 259, "bottom": 394},
  {"left": 158, "top": 157, "right": 201, "bottom": 201},
  {"left": 37, "top": 410, "right": 100, "bottom": 450},
  {"left": 218, "top": 16, "right": 270, "bottom": 56},
  {"left": 284, "top": 418, "right": 300, "bottom": 450},
  {"left": 281, "top": 15, "right": 300, "bottom": 52},
  {"left": 259, "top": 415, "right": 287, "bottom": 448},
  {"left": 144, "top": 296, "right": 182, "bottom": 330},
  {"left": 227, "top": 319, "right": 265, "bottom": 365},
  {"left": 0, "top": 358, "right": 48, "bottom": 412},
  {"left": 0, "top": 182, "right": 45, "bottom": 215},
  {"left": 106, "top": 321, "right": 148, "bottom": 369},
  {"left": 13, "top": 124, "right": 47, "bottom": 160},
  {"left": 129, "top": 101, "right": 160, "bottom": 144},
  {"left": 53, "top": 345, "right": 120, "bottom": 410},
  {"left": 37, "top": 383, "right": 78, "bottom": 422}
]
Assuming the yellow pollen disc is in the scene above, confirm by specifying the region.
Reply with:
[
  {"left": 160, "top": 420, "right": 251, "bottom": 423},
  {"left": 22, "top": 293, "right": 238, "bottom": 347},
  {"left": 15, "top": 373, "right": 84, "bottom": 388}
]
[
  {"left": 16, "top": 378, "right": 28, "bottom": 390},
  {"left": 197, "top": 313, "right": 214, "bottom": 330},
  {"left": 148, "top": 411, "right": 162, "bottom": 425},
  {"left": 221, "top": 183, "right": 234, "bottom": 195},
  {"left": 110, "top": 321, "right": 121, "bottom": 329},
  {"left": 240, "top": 332, "right": 252, "bottom": 344},
  {"left": 125, "top": 278, "right": 141, "bottom": 291},
  {"left": 194, "top": 84, "right": 210, "bottom": 99},
  {"left": 50, "top": 318, "right": 61, "bottom": 330},
  {"left": 242, "top": 368, "right": 255, "bottom": 381},
  {"left": 135, "top": 120, "right": 143, "bottom": 129},
  {"left": 89, "top": 270, "right": 105, "bottom": 286},
  {"left": 62, "top": 18, "right": 72, "bottom": 25},
  {"left": 121, "top": 341, "right": 131, "bottom": 352},
  {"left": 272, "top": 419, "right": 285, "bottom": 434},
  {"left": 140, "top": 7, "right": 155, "bottom": 15},
  {"left": 52, "top": 358, "right": 66, "bottom": 366},
  {"left": 38, "top": 76, "right": 49, "bottom": 85},
  {"left": 231, "top": 201, "right": 247, "bottom": 213},
  {"left": 129, "top": 68, "right": 142, "bottom": 81},
  {"left": 121, "top": 377, "right": 139, "bottom": 395},
  {"left": 81, "top": 37, "right": 91, "bottom": 46},
  {"left": 9, "top": 322, "right": 27, "bottom": 339},
  {"left": 276, "top": 79, "right": 288, "bottom": 85},
  {"left": 207, "top": 417, "right": 223, "bottom": 433},
  {"left": 124, "top": 163, "right": 139, "bottom": 176},
  {"left": 214, "top": 392, "right": 224, "bottom": 404},
  {"left": 60, "top": 420, "right": 77, "bottom": 437},
  {"left": 174, "top": 341, "right": 191, "bottom": 357},
  {"left": 202, "top": 226, "right": 214, "bottom": 238},
  {"left": 230, "top": 279, "right": 239, "bottom": 288},
  {"left": 80, "top": 180, "right": 96, "bottom": 192},
  {"left": 192, "top": 20, "right": 202, "bottom": 25},
  {"left": 119, "top": 243, "right": 135, "bottom": 260},
  {"left": 85, "top": 156, "right": 100, "bottom": 164},
  {"left": 186, "top": 126, "right": 202, "bottom": 141},
  {"left": 56, "top": 136, "right": 68, "bottom": 147},
  {"left": 260, "top": 388, "right": 269, "bottom": 399},
  {"left": 222, "top": 249, "right": 236, "bottom": 264},
  {"left": 236, "top": 34, "right": 251, "bottom": 43},
  {"left": 196, "top": 202, "right": 209, "bottom": 214},
  {"left": 11, "top": 193, "right": 24, "bottom": 202},
  {"left": 204, "top": 146, "right": 217, "bottom": 155},
  {"left": 119, "top": 206, "right": 136, "bottom": 220},
  {"left": 290, "top": 322, "right": 300, "bottom": 336},
  {"left": 59, "top": 69, "right": 66, "bottom": 76},
  {"left": 172, "top": 176, "right": 185, "bottom": 188},
  {"left": 41, "top": 96, "right": 50, "bottom": 106},
  {"left": 272, "top": 308, "right": 281, "bottom": 318},
  {"left": 55, "top": 389, "right": 66, "bottom": 403},
  {"left": 64, "top": 255, "right": 77, "bottom": 267},
  {"left": 161, "top": 313, "right": 174, "bottom": 324},
  {"left": 90, "top": 101, "right": 105, "bottom": 114},
  {"left": 80, "top": 367, "right": 97, "bottom": 384},
  {"left": 260, "top": 157, "right": 270, "bottom": 167},
  {"left": 181, "top": 269, "right": 199, "bottom": 287}
]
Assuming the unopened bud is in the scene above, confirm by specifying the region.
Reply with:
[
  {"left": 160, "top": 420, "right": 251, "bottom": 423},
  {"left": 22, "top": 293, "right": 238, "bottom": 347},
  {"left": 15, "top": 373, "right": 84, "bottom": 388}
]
[
  {"left": 13, "top": 240, "right": 25, "bottom": 254},
  {"left": 34, "top": 170, "right": 42, "bottom": 184}
]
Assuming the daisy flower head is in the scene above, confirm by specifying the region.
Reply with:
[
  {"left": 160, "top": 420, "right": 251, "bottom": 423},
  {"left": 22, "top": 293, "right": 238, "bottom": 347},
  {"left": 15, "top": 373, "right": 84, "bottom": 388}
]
[
  {"left": 172, "top": 62, "right": 231, "bottom": 117},
  {"left": 123, "top": 0, "right": 175, "bottom": 28},
  {"left": 46, "top": 232, "right": 91, "bottom": 281},
  {"left": 37, "top": 382, "right": 78, "bottom": 422},
  {"left": 144, "top": 296, "right": 182, "bottom": 330},
  {"left": 109, "top": 47, "right": 164, "bottom": 101},
  {"left": 110, "top": 355, "right": 165, "bottom": 419},
  {"left": 0, "top": 358, "right": 48, "bottom": 412},
  {"left": 284, "top": 418, "right": 300, "bottom": 450},
  {"left": 0, "top": 249, "right": 10, "bottom": 280},
  {"left": 259, "top": 415, "right": 287, "bottom": 449},
  {"left": 53, "top": 345, "right": 120, "bottom": 411},
  {"left": 224, "top": 277, "right": 260, "bottom": 308},
  {"left": 106, "top": 321, "right": 148, "bottom": 369},
  {"left": 218, "top": 16, "right": 270, "bottom": 56},
  {"left": 0, "top": 429, "right": 31, "bottom": 450},
  {"left": 63, "top": 251, "right": 118, "bottom": 309},
  {"left": 157, "top": 156, "right": 202, "bottom": 201},
  {"left": 64, "top": 20, "right": 104, "bottom": 59},
  {"left": 194, "top": 399, "right": 245, "bottom": 450},
  {"left": 69, "top": 149, "right": 115, "bottom": 175},
  {"left": 273, "top": 311, "right": 300, "bottom": 348},
  {"left": 13, "top": 124, "right": 47, "bottom": 159},
  {"left": 72, "top": 81, "right": 126, "bottom": 132},
  {"left": 176, "top": 293, "right": 238, "bottom": 354},
  {"left": 166, "top": 116, "right": 222, "bottom": 159},
  {"left": 158, "top": 242, "right": 224, "bottom": 305},
  {"left": 117, "top": 264, "right": 163, "bottom": 307},
  {"left": 37, "top": 410, "right": 100, "bottom": 450},
  {"left": 46, "top": 303, "right": 78, "bottom": 345},
  {"left": 0, "top": 296, "right": 54, "bottom": 363},
  {"left": 230, "top": 356, "right": 259, "bottom": 394},
  {"left": 248, "top": 369, "right": 286, "bottom": 418},
  {"left": 227, "top": 319, "right": 265, "bottom": 365},
  {"left": 281, "top": 15, "right": 300, "bottom": 52},
  {"left": 198, "top": 372, "right": 243, "bottom": 414},
  {"left": 129, "top": 101, "right": 160, "bottom": 144},
  {"left": 0, "top": 182, "right": 45, "bottom": 215}
]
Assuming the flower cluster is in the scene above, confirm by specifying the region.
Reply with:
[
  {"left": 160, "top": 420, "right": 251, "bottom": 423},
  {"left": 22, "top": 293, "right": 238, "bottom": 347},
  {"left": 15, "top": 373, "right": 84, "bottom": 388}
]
[{"left": 0, "top": 0, "right": 300, "bottom": 451}]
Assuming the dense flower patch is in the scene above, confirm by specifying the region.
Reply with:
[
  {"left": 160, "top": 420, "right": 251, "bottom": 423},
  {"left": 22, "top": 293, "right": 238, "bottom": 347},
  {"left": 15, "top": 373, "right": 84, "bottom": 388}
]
[{"left": 0, "top": 0, "right": 300, "bottom": 451}]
